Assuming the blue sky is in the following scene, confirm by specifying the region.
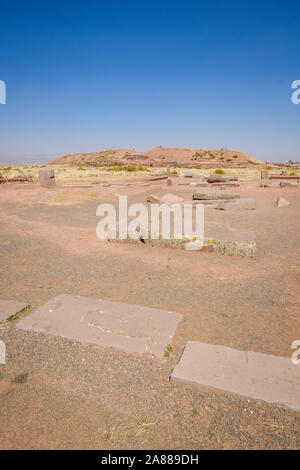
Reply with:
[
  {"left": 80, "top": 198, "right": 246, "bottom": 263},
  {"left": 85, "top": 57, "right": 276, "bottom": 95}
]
[{"left": 0, "top": 0, "right": 299, "bottom": 163}]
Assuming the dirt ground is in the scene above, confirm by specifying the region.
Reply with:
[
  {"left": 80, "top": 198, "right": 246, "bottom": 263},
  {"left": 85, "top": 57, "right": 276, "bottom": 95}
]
[{"left": 0, "top": 174, "right": 299, "bottom": 449}]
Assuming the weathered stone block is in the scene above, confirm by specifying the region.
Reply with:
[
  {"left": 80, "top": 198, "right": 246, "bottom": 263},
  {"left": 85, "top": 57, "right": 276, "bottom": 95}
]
[
  {"left": 0, "top": 300, "right": 30, "bottom": 323},
  {"left": 39, "top": 169, "right": 56, "bottom": 187},
  {"left": 193, "top": 191, "right": 240, "bottom": 200}
]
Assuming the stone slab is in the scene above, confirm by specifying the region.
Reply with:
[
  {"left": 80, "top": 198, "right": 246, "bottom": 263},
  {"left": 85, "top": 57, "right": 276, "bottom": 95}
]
[
  {"left": 146, "top": 194, "right": 162, "bottom": 203},
  {"left": 216, "top": 198, "right": 256, "bottom": 211},
  {"left": 146, "top": 193, "right": 184, "bottom": 205},
  {"left": 0, "top": 300, "right": 29, "bottom": 323},
  {"left": 193, "top": 191, "right": 240, "bottom": 200},
  {"left": 184, "top": 240, "right": 204, "bottom": 251},
  {"left": 211, "top": 182, "right": 240, "bottom": 187},
  {"left": 280, "top": 182, "right": 298, "bottom": 187},
  {"left": 189, "top": 182, "right": 209, "bottom": 187},
  {"left": 17, "top": 294, "right": 182, "bottom": 359},
  {"left": 207, "top": 176, "right": 227, "bottom": 183},
  {"left": 171, "top": 341, "right": 300, "bottom": 411}
]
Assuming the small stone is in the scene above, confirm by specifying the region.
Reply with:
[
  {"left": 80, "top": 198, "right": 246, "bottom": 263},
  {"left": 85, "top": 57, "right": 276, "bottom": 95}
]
[
  {"left": 193, "top": 191, "right": 240, "bottom": 201},
  {"left": 276, "top": 197, "right": 290, "bottom": 208}
]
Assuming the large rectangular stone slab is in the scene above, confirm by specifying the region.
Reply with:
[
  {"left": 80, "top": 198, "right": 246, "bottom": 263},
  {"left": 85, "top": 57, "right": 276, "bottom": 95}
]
[
  {"left": 17, "top": 294, "right": 182, "bottom": 359},
  {"left": 171, "top": 342, "right": 300, "bottom": 411},
  {"left": 216, "top": 198, "right": 256, "bottom": 211},
  {"left": 193, "top": 190, "right": 240, "bottom": 200},
  {"left": 0, "top": 300, "right": 29, "bottom": 323}
]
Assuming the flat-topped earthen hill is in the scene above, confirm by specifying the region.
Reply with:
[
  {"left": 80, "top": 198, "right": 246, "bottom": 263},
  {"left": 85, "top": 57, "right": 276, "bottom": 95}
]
[{"left": 50, "top": 147, "right": 264, "bottom": 169}]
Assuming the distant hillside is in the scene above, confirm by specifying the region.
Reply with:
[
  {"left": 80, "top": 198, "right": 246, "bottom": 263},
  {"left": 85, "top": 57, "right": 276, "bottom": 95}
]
[{"left": 50, "top": 147, "right": 264, "bottom": 168}]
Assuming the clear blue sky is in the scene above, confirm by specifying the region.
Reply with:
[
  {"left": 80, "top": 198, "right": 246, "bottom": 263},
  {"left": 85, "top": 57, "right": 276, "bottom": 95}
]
[{"left": 0, "top": 0, "right": 299, "bottom": 163}]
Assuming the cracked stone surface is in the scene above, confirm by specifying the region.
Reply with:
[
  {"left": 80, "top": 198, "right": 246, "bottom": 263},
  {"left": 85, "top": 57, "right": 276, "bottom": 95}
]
[
  {"left": 16, "top": 294, "right": 182, "bottom": 359},
  {"left": 171, "top": 341, "right": 300, "bottom": 411},
  {"left": 0, "top": 300, "right": 29, "bottom": 323}
]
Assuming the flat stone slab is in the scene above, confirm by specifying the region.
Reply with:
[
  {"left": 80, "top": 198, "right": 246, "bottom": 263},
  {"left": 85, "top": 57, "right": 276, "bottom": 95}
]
[
  {"left": 146, "top": 193, "right": 184, "bottom": 205},
  {"left": 193, "top": 190, "right": 240, "bottom": 200},
  {"left": 216, "top": 198, "right": 256, "bottom": 211},
  {"left": 0, "top": 300, "right": 29, "bottom": 323},
  {"left": 211, "top": 182, "right": 240, "bottom": 187},
  {"left": 171, "top": 341, "right": 300, "bottom": 411},
  {"left": 17, "top": 294, "right": 182, "bottom": 359}
]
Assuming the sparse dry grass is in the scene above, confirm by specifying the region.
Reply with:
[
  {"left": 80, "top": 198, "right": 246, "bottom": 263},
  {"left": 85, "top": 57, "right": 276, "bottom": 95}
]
[{"left": 39, "top": 190, "right": 98, "bottom": 206}]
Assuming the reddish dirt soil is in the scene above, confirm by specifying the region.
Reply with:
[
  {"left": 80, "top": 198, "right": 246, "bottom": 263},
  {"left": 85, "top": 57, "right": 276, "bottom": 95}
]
[{"left": 0, "top": 177, "right": 299, "bottom": 449}]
